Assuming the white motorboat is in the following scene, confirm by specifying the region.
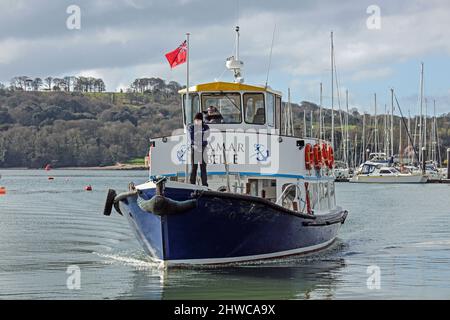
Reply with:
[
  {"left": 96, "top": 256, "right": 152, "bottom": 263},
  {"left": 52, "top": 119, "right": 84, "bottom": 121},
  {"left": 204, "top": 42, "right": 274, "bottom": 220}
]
[{"left": 350, "top": 162, "right": 427, "bottom": 184}]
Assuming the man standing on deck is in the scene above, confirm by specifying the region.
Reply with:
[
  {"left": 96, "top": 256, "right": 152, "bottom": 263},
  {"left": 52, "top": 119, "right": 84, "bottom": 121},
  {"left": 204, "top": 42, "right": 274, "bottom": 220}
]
[{"left": 189, "top": 112, "right": 210, "bottom": 187}]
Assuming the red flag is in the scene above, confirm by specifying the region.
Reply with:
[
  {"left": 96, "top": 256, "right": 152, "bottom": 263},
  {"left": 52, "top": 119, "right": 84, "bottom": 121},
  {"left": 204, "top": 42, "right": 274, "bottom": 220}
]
[{"left": 165, "top": 40, "right": 187, "bottom": 69}]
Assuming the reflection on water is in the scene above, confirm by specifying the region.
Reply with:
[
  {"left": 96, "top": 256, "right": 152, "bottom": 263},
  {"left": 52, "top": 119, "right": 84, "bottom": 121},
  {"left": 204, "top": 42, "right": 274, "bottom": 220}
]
[
  {"left": 1, "top": 170, "right": 450, "bottom": 299},
  {"left": 107, "top": 242, "right": 347, "bottom": 300}
]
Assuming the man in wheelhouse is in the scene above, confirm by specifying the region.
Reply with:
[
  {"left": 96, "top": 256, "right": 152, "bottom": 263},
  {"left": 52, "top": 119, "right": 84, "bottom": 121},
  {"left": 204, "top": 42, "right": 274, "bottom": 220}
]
[{"left": 188, "top": 112, "right": 210, "bottom": 187}]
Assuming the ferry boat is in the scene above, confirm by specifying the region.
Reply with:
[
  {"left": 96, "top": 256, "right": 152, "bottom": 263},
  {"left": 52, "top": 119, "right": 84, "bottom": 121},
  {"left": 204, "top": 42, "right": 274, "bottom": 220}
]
[{"left": 103, "top": 28, "right": 348, "bottom": 266}]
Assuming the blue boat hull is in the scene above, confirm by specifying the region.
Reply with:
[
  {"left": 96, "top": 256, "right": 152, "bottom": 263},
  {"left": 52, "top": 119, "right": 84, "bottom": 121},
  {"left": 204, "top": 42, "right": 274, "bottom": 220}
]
[{"left": 119, "top": 187, "right": 347, "bottom": 265}]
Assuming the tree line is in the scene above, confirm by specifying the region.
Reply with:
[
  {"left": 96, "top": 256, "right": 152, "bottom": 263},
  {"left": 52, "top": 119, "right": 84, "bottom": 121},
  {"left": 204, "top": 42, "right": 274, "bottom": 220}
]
[
  {"left": 1, "top": 76, "right": 183, "bottom": 95},
  {"left": 6, "top": 76, "right": 106, "bottom": 93}
]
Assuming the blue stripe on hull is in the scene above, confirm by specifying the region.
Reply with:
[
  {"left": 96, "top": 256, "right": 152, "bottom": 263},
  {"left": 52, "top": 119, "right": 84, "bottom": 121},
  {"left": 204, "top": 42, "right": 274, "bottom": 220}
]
[{"left": 119, "top": 187, "right": 344, "bottom": 264}]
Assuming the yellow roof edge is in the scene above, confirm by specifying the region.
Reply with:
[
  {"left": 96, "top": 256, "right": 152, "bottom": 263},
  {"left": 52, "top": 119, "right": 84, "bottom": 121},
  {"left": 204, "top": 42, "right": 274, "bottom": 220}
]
[{"left": 178, "top": 81, "right": 282, "bottom": 96}]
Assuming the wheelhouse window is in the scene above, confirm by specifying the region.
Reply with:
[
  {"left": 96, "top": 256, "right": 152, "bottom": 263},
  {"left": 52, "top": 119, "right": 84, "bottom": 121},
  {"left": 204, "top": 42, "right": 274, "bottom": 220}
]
[
  {"left": 244, "top": 93, "right": 265, "bottom": 124},
  {"left": 202, "top": 93, "right": 241, "bottom": 124},
  {"left": 275, "top": 95, "right": 281, "bottom": 129},
  {"left": 182, "top": 93, "right": 200, "bottom": 124},
  {"left": 267, "top": 93, "right": 275, "bottom": 127}
]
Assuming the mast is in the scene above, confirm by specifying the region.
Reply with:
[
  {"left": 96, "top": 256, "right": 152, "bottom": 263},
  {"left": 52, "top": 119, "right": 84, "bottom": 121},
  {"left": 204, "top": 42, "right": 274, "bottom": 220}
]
[
  {"left": 431, "top": 99, "right": 436, "bottom": 163},
  {"left": 390, "top": 88, "right": 394, "bottom": 157},
  {"left": 319, "top": 83, "right": 323, "bottom": 141},
  {"left": 345, "top": 89, "right": 349, "bottom": 168},
  {"left": 383, "top": 104, "right": 388, "bottom": 156},
  {"left": 310, "top": 110, "right": 313, "bottom": 138},
  {"left": 435, "top": 100, "right": 442, "bottom": 166},
  {"left": 303, "top": 110, "right": 307, "bottom": 137},
  {"left": 185, "top": 32, "right": 190, "bottom": 183},
  {"left": 362, "top": 113, "right": 366, "bottom": 163},
  {"left": 424, "top": 98, "right": 428, "bottom": 161},
  {"left": 330, "top": 31, "right": 335, "bottom": 149},
  {"left": 374, "top": 93, "right": 378, "bottom": 154},
  {"left": 225, "top": 26, "right": 244, "bottom": 83},
  {"left": 413, "top": 114, "right": 418, "bottom": 165},
  {"left": 418, "top": 62, "right": 424, "bottom": 163},
  {"left": 399, "top": 118, "right": 402, "bottom": 163},
  {"left": 408, "top": 110, "right": 412, "bottom": 164}
]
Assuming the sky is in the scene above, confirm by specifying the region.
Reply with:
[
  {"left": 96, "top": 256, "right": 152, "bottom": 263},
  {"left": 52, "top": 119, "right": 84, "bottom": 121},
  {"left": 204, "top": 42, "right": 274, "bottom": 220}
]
[{"left": 0, "top": 0, "right": 449, "bottom": 115}]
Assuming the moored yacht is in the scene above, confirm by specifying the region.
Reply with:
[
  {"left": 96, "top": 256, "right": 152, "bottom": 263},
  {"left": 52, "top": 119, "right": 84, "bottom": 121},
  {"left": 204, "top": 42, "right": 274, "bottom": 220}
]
[{"left": 350, "top": 161, "right": 427, "bottom": 183}]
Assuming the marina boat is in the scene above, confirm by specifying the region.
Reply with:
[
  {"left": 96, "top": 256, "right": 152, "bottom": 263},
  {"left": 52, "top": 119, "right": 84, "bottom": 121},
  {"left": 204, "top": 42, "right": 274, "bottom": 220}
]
[
  {"left": 333, "top": 161, "right": 352, "bottom": 180},
  {"left": 103, "top": 28, "right": 348, "bottom": 266},
  {"left": 350, "top": 161, "right": 427, "bottom": 183}
]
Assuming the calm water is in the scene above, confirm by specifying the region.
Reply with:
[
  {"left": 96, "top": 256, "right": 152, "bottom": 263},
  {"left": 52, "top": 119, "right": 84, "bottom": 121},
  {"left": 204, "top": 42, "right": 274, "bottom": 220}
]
[{"left": 1, "top": 169, "right": 450, "bottom": 299}]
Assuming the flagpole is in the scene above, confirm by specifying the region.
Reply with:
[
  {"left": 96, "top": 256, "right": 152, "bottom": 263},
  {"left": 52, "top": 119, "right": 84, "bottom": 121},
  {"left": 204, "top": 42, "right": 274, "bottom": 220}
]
[{"left": 185, "top": 32, "right": 190, "bottom": 183}]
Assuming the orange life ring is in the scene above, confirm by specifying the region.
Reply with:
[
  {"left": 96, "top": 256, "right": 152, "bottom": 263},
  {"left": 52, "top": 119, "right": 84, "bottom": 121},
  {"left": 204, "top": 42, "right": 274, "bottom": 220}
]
[
  {"left": 313, "top": 143, "right": 323, "bottom": 169},
  {"left": 321, "top": 143, "right": 329, "bottom": 167},
  {"left": 327, "top": 145, "right": 334, "bottom": 169},
  {"left": 304, "top": 144, "right": 314, "bottom": 170}
]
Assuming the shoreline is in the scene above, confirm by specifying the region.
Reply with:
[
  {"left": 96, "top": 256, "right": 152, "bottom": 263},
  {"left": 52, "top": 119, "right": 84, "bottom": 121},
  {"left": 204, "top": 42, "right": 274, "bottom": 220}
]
[{"left": 0, "top": 164, "right": 148, "bottom": 171}]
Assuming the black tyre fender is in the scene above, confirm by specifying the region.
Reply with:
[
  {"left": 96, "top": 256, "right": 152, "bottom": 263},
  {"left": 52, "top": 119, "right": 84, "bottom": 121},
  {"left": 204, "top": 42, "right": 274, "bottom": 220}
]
[{"left": 103, "top": 189, "right": 117, "bottom": 216}]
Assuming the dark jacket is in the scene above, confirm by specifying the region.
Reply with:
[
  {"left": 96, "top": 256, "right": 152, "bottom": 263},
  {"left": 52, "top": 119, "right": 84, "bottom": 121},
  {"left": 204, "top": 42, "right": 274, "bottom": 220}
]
[{"left": 188, "top": 123, "right": 210, "bottom": 147}]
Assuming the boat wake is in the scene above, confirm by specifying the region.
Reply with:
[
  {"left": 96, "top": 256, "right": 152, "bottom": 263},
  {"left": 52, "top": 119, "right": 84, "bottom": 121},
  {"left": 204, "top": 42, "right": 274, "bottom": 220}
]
[{"left": 93, "top": 251, "right": 165, "bottom": 270}]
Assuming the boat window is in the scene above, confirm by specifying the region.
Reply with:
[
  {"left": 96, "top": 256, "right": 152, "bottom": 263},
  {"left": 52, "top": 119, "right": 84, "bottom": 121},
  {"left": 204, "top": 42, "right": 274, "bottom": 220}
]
[
  {"left": 281, "top": 184, "right": 297, "bottom": 211},
  {"left": 319, "top": 182, "right": 329, "bottom": 210},
  {"left": 202, "top": 93, "right": 241, "bottom": 124},
  {"left": 275, "top": 96, "right": 281, "bottom": 129},
  {"left": 329, "top": 181, "right": 336, "bottom": 208},
  {"left": 311, "top": 183, "right": 319, "bottom": 210},
  {"left": 244, "top": 93, "right": 265, "bottom": 124},
  {"left": 361, "top": 164, "right": 375, "bottom": 174},
  {"left": 267, "top": 93, "right": 275, "bottom": 127},
  {"left": 182, "top": 93, "right": 200, "bottom": 124},
  {"left": 380, "top": 169, "right": 392, "bottom": 174}
]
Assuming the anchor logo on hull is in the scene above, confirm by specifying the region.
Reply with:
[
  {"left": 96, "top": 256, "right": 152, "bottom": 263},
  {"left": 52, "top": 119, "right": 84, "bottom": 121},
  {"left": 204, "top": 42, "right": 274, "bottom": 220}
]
[
  {"left": 176, "top": 145, "right": 188, "bottom": 163},
  {"left": 252, "top": 144, "right": 270, "bottom": 162}
]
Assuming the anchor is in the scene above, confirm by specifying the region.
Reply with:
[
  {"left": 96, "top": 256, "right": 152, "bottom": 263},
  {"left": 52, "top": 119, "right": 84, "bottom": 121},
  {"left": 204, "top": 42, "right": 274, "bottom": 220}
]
[{"left": 253, "top": 144, "right": 270, "bottom": 162}]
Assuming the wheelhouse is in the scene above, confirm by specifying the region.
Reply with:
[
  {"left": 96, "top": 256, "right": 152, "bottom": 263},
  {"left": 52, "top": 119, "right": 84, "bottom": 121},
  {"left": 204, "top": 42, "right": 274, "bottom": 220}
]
[{"left": 179, "top": 82, "right": 284, "bottom": 133}]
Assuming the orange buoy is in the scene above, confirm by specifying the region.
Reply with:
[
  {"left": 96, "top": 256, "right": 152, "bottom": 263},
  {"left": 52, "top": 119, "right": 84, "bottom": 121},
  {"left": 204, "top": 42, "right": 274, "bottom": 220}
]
[
  {"left": 304, "top": 144, "right": 314, "bottom": 170},
  {"left": 85, "top": 185, "right": 92, "bottom": 191},
  {"left": 0, "top": 187, "right": 6, "bottom": 195},
  {"left": 313, "top": 143, "right": 323, "bottom": 170}
]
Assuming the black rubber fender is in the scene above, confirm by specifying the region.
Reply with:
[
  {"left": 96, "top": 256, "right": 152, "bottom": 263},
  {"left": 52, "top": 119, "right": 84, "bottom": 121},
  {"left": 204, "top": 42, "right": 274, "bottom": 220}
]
[
  {"left": 138, "top": 195, "right": 197, "bottom": 216},
  {"left": 103, "top": 189, "right": 117, "bottom": 216}
]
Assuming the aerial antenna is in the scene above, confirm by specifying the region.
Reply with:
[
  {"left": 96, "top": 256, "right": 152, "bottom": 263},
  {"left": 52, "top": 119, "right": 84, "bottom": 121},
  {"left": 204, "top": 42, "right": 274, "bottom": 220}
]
[
  {"left": 226, "top": 26, "right": 244, "bottom": 83},
  {"left": 265, "top": 24, "right": 276, "bottom": 88}
]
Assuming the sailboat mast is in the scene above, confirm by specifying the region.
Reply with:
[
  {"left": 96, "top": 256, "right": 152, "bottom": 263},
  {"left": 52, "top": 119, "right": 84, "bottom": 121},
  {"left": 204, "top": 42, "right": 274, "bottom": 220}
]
[
  {"left": 374, "top": 93, "right": 378, "bottom": 154},
  {"left": 424, "top": 98, "right": 428, "bottom": 160},
  {"left": 330, "top": 31, "right": 335, "bottom": 149},
  {"left": 303, "top": 110, "right": 307, "bottom": 137},
  {"left": 399, "top": 118, "right": 402, "bottom": 164},
  {"left": 432, "top": 99, "right": 437, "bottom": 163},
  {"left": 383, "top": 104, "right": 388, "bottom": 156},
  {"left": 418, "top": 62, "right": 424, "bottom": 163},
  {"left": 362, "top": 113, "right": 366, "bottom": 162},
  {"left": 345, "top": 89, "right": 349, "bottom": 168},
  {"left": 390, "top": 88, "right": 394, "bottom": 156},
  {"left": 319, "top": 83, "right": 323, "bottom": 141},
  {"left": 435, "top": 100, "right": 442, "bottom": 166},
  {"left": 408, "top": 110, "right": 412, "bottom": 164}
]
